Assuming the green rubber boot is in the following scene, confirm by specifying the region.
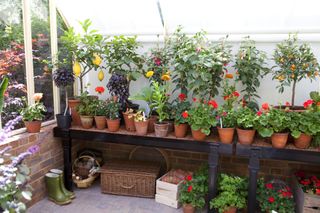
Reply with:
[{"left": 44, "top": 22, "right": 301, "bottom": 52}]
[
  {"left": 45, "top": 173, "right": 72, "bottom": 205},
  {"left": 50, "top": 169, "right": 76, "bottom": 199}
]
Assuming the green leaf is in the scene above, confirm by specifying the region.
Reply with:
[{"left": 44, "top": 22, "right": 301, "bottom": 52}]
[
  {"left": 259, "top": 128, "right": 273, "bottom": 137},
  {"left": 21, "top": 191, "right": 32, "bottom": 200}
]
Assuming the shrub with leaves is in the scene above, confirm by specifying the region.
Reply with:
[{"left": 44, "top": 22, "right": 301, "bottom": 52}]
[
  {"left": 210, "top": 174, "right": 248, "bottom": 213},
  {"left": 236, "top": 106, "right": 259, "bottom": 130},
  {"left": 105, "top": 98, "right": 121, "bottom": 120},
  {"left": 76, "top": 91, "right": 96, "bottom": 116},
  {"left": 234, "top": 37, "right": 269, "bottom": 105},
  {"left": 257, "top": 178, "right": 295, "bottom": 213},
  {"left": 179, "top": 166, "right": 208, "bottom": 209},
  {"left": 289, "top": 110, "right": 320, "bottom": 138}
]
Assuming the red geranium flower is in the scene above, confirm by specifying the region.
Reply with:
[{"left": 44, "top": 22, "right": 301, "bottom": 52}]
[
  {"left": 300, "top": 179, "right": 311, "bottom": 185},
  {"left": 311, "top": 176, "right": 318, "bottom": 182},
  {"left": 208, "top": 100, "right": 218, "bottom": 109},
  {"left": 303, "top": 99, "right": 314, "bottom": 108},
  {"left": 182, "top": 111, "right": 189, "bottom": 119},
  {"left": 261, "top": 103, "right": 269, "bottom": 110},
  {"left": 185, "top": 175, "right": 192, "bottom": 181},
  {"left": 222, "top": 111, "right": 227, "bottom": 117},
  {"left": 223, "top": 95, "right": 229, "bottom": 100},
  {"left": 232, "top": 91, "right": 240, "bottom": 97},
  {"left": 295, "top": 171, "right": 305, "bottom": 178},
  {"left": 179, "top": 93, "right": 187, "bottom": 101},
  {"left": 265, "top": 183, "right": 273, "bottom": 189},
  {"left": 187, "top": 185, "right": 193, "bottom": 192},
  {"left": 257, "top": 111, "right": 262, "bottom": 116},
  {"left": 285, "top": 101, "right": 291, "bottom": 106},
  {"left": 193, "top": 98, "right": 197, "bottom": 102},
  {"left": 316, "top": 189, "right": 320, "bottom": 195},
  {"left": 268, "top": 197, "right": 275, "bottom": 203},
  {"left": 95, "top": 86, "right": 105, "bottom": 94}
]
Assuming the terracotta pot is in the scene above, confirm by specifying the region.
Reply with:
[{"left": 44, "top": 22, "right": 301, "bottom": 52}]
[
  {"left": 134, "top": 120, "right": 149, "bottom": 135},
  {"left": 122, "top": 112, "right": 135, "bottom": 131},
  {"left": 148, "top": 115, "right": 157, "bottom": 133},
  {"left": 223, "top": 206, "right": 237, "bottom": 213},
  {"left": 24, "top": 120, "right": 41, "bottom": 133},
  {"left": 174, "top": 123, "right": 188, "bottom": 138},
  {"left": 94, "top": 116, "right": 106, "bottom": 130},
  {"left": 271, "top": 132, "right": 289, "bottom": 148},
  {"left": 236, "top": 128, "right": 256, "bottom": 145},
  {"left": 191, "top": 129, "right": 207, "bottom": 141},
  {"left": 294, "top": 133, "right": 312, "bottom": 149},
  {"left": 217, "top": 127, "right": 235, "bottom": 144},
  {"left": 154, "top": 122, "right": 169, "bottom": 137},
  {"left": 107, "top": 119, "right": 120, "bottom": 132},
  {"left": 68, "top": 99, "right": 81, "bottom": 126},
  {"left": 182, "top": 203, "right": 195, "bottom": 213},
  {"left": 80, "top": 115, "right": 94, "bottom": 129}
]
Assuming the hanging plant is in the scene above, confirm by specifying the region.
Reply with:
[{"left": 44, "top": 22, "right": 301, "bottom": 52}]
[
  {"left": 234, "top": 37, "right": 269, "bottom": 106},
  {"left": 272, "top": 34, "right": 320, "bottom": 106}
]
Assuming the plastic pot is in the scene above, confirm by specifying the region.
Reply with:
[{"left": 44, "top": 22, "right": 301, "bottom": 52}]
[{"left": 56, "top": 114, "right": 72, "bottom": 129}]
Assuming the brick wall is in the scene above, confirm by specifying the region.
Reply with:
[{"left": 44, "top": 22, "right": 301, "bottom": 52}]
[
  {"left": 2, "top": 125, "right": 64, "bottom": 206},
  {"left": 76, "top": 141, "right": 320, "bottom": 178}
]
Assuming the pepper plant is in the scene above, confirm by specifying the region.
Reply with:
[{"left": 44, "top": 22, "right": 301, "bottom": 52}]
[
  {"left": 273, "top": 34, "right": 320, "bottom": 106},
  {"left": 234, "top": 37, "right": 269, "bottom": 105}
]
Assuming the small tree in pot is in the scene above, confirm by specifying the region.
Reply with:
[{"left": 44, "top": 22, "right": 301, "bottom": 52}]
[
  {"left": 105, "top": 35, "right": 143, "bottom": 111},
  {"left": 234, "top": 37, "right": 269, "bottom": 108},
  {"left": 273, "top": 34, "right": 320, "bottom": 107},
  {"left": 52, "top": 64, "right": 75, "bottom": 129}
]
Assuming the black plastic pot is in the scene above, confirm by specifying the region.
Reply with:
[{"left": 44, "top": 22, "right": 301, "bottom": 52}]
[{"left": 56, "top": 113, "right": 72, "bottom": 129}]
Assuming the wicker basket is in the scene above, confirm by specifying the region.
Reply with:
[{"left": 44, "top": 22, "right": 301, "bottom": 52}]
[
  {"left": 100, "top": 160, "right": 160, "bottom": 198},
  {"left": 72, "top": 155, "right": 100, "bottom": 188}
]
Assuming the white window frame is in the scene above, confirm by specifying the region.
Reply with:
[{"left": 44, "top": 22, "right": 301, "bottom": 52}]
[{"left": 8, "top": 0, "right": 60, "bottom": 136}]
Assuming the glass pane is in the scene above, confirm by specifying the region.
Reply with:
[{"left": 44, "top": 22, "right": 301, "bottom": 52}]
[
  {"left": 0, "top": 0, "right": 27, "bottom": 129},
  {"left": 31, "top": 0, "right": 54, "bottom": 121},
  {"left": 57, "top": 11, "right": 73, "bottom": 113}
]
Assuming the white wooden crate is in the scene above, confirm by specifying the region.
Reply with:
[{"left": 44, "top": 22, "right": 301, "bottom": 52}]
[
  {"left": 156, "top": 173, "right": 184, "bottom": 200},
  {"left": 155, "top": 194, "right": 181, "bottom": 209}
]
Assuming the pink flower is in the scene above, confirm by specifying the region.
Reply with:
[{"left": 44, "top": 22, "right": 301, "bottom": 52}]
[
  {"left": 154, "top": 57, "right": 162, "bottom": 66},
  {"left": 285, "top": 101, "right": 291, "bottom": 106},
  {"left": 257, "top": 111, "right": 262, "bottom": 116},
  {"left": 196, "top": 47, "right": 202, "bottom": 53},
  {"left": 222, "top": 112, "right": 227, "bottom": 117}
]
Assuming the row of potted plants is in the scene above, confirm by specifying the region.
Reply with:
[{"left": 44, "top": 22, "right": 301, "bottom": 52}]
[{"left": 179, "top": 166, "right": 296, "bottom": 213}]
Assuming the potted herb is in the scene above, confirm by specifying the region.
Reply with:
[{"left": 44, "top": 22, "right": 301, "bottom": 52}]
[
  {"left": 217, "top": 75, "right": 239, "bottom": 144},
  {"left": 130, "top": 110, "right": 149, "bottom": 136},
  {"left": 234, "top": 37, "right": 269, "bottom": 107},
  {"left": 289, "top": 110, "right": 320, "bottom": 149},
  {"left": 61, "top": 19, "right": 106, "bottom": 93},
  {"left": 76, "top": 92, "right": 96, "bottom": 129},
  {"left": 105, "top": 35, "right": 143, "bottom": 110},
  {"left": 93, "top": 100, "right": 108, "bottom": 130},
  {"left": 210, "top": 174, "right": 248, "bottom": 213},
  {"left": 236, "top": 106, "right": 259, "bottom": 145},
  {"left": 52, "top": 66, "right": 75, "bottom": 129},
  {"left": 122, "top": 108, "right": 136, "bottom": 132},
  {"left": 179, "top": 167, "right": 208, "bottom": 213},
  {"left": 172, "top": 93, "right": 191, "bottom": 138},
  {"left": 255, "top": 104, "right": 292, "bottom": 148},
  {"left": 106, "top": 97, "right": 121, "bottom": 132},
  {"left": 273, "top": 34, "right": 320, "bottom": 107},
  {"left": 187, "top": 99, "right": 218, "bottom": 141},
  {"left": 20, "top": 93, "right": 47, "bottom": 133},
  {"left": 129, "top": 84, "right": 157, "bottom": 133},
  {"left": 257, "top": 178, "right": 295, "bottom": 213},
  {"left": 150, "top": 80, "right": 171, "bottom": 137}
]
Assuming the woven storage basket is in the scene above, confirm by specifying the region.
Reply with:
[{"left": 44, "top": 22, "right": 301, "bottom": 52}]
[
  {"left": 73, "top": 155, "right": 100, "bottom": 188},
  {"left": 100, "top": 160, "right": 160, "bottom": 198}
]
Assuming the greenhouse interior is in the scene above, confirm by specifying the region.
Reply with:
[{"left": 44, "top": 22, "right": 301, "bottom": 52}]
[{"left": 0, "top": 0, "right": 320, "bottom": 212}]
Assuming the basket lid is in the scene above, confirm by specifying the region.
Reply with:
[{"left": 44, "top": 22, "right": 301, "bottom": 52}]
[{"left": 100, "top": 160, "right": 160, "bottom": 176}]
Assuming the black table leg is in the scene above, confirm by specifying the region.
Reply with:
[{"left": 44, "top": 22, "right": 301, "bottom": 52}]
[
  {"left": 62, "top": 137, "right": 73, "bottom": 191},
  {"left": 208, "top": 144, "right": 219, "bottom": 213},
  {"left": 248, "top": 148, "right": 260, "bottom": 213}
]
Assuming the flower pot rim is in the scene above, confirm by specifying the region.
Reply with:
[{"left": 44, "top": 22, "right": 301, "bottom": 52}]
[
  {"left": 272, "top": 132, "right": 289, "bottom": 135},
  {"left": 56, "top": 113, "right": 71, "bottom": 117},
  {"left": 94, "top": 115, "right": 106, "bottom": 118},
  {"left": 24, "top": 119, "right": 42, "bottom": 122},
  {"left": 80, "top": 115, "right": 94, "bottom": 118},
  {"left": 236, "top": 127, "right": 255, "bottom": 131},
  {"left": 155, "top": 121, "right": 169, "bottom": 125},
  {"left": 217, "top": 126, "right": 235, "bottom": 129},
  {"left": 106, "top": 118, "right": 121, "bottom": 121}
]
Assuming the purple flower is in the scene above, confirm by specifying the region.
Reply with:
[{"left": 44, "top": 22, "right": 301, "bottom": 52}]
[
  {"left": 27, "top": 145, "right": 40, "bottom": 154},
  {"left": 11, "top": 152, "right": 31, "bottom": 167}
]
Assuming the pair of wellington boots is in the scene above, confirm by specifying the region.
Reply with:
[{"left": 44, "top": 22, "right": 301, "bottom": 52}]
[{"left": 45, "top": 169, "right": 75, "bottom": 205}]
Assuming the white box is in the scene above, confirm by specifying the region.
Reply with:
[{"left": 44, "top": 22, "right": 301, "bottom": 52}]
[
  {"left": 156, "top": 172, "right": 184, "bottom": 200},
  {"left": 155, "top": 194, "right": 181, "bottom": 209}
]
